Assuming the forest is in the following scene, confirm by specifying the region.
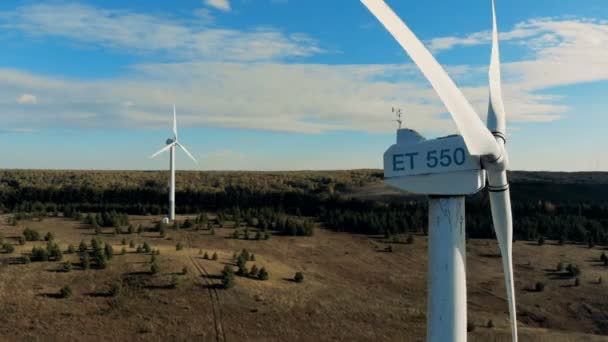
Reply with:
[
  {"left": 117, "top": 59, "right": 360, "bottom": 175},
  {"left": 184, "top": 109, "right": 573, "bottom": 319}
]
[{"left": 1, "top": 169, "right": 608, "bottom": 245}]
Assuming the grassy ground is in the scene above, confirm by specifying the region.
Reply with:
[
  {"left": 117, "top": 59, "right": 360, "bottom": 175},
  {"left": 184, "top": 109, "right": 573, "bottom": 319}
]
[{"left": 0, "top": 215, "right": 607, "bottom": 341}]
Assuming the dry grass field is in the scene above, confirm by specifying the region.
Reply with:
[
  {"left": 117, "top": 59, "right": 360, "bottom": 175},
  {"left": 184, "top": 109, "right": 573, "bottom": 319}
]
[{"left": 1, "top": 215, "right": 607, "bottom": 342}]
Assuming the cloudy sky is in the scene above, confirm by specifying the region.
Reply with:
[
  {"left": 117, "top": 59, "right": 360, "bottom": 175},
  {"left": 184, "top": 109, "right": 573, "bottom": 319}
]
[{"left": 0, "top": 0, "right": 607, "bottom": 171}]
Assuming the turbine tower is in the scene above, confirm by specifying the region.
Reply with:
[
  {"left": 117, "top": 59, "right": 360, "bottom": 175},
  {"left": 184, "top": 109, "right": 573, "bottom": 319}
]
[
  {"left": 150, "top": 105, "right": 198, "bottom": 222},
  {"left": 361, "top": 1, "right": 517, "bottom": 341}
]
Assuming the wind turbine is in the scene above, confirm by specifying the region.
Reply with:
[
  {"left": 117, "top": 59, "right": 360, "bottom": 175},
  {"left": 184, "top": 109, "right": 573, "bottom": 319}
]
[
  {"left": 150, "top": 105, "right": 198, "bottom": 222},
  {"left": 361, "top": 0, "right": 517, "bottom": 341}
]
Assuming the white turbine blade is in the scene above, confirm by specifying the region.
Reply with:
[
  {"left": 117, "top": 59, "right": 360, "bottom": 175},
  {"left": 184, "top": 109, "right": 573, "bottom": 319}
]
[
  {"left": 173, "top": 104, "right": 178, "bottom": 141},
  {"left": 177, "top": 142, "right": 198, "bottom": 164},
  {"left": 150, "top": 143, "right": 173, "bottom": 159},
  {"left": 488, "top": 170, "right": 518, "bottom": 342},
  {"left": 361, "top": 0, "right": 499, "bottom": 157},
  {"left": 487, "top": 0, "right": 507, "bottom": 138}
]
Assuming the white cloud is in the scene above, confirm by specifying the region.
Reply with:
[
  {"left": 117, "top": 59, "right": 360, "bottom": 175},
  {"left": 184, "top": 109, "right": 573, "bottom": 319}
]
[
  {"left": 205, "top": 0, "right": 231, "bottom": 12},
  {"left": 17, "top": 93, "right": 37, "bottom": 104},
  {"left": 0, "top": 5, "right": 606, "bottom": 140},
  {"left": 0, "top": 3, "right": 321, "bottom": 62}
]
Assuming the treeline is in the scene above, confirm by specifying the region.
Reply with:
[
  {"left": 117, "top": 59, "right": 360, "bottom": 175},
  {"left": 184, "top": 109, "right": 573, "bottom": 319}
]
[{"left": 1, "top": 170, "right": 608, "bottom": 245}]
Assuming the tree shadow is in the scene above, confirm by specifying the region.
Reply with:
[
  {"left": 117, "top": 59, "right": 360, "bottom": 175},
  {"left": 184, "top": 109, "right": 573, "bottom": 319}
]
[
  {"left": 197, "top": 283, "right": 223, "bottom": 290},
  {"left": 282, "top": 278, "right": 296, "bottom": 283},
  {"left": 6, "top": 257, "right": 29, "bottom": 265},
  {"left": 478, "top": 253, "right": 501, "bottom": 258},
  {"left": 546, "top": 271, "right": 574, "bottom": 280},
  {"left": 85, "top": 292, "right": 112, "bottom": 298},
  {"left": 37, "top": 293, "right": 64, "bottom": 299}
]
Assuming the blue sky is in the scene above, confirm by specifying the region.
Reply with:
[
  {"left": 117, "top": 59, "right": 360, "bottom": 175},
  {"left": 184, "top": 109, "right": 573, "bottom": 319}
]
[{"left": 0, "top": 0, "right": 607, "bottom": 171}]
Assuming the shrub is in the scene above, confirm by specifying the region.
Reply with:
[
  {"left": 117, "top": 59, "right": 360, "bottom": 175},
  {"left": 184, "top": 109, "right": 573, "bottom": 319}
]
[
  {"left": 566, "top": 264, "right": 581, "bottom": 278},
  {"left": 136, "top": 245, "right": 143, "bottom": 253},
  {"left": 212, "top": 252, "right": 218, "bottom": 261},
  {"left": 236, "top": 256, "right": 248, "bottom": 276},
  {"left": 176, "top": 242, "right": 184, "bottom": 251},
  {"left": 2, "top": 243, "right": 14, "bottom": 254},
  {"left": 23, "top": 228, "right": 41, "bottom": 241},
  {"left": 137, "top": 224, "right": 143, "bottom": 234},
  {"left": 249, "top": 265, "right": 259, "bottom": 278},
  {"left": 62, "top": 262, "right": 72, "bottom": 273},
  {"left": 198, "top": 249, "right": 203, "bottom": 255},
  {"left": 181, "top": 219, "right": 193, "bottom": 229},
  {"left": 110, "top": 280, "right": 123, "bottom": 297},
  {"left": 294, "top": 272, "right": 304, "bottom": 283},
  {"left": 406, "top": 235, "right": 415, "bottom": 244},
  {"left": 150, "top": 262, "right": 160, "bottom": 275},
  {"left": 59, "top": 285, "right": 73, "bottom": 298},
  {"left": 221, "top": 266, "right": 235, "bottom": 289},
  {"left": 17, "top": 236, "right": 25, "bottom": 245},
  {"left": 31, "top": 246, "right": 49, "bottom": 262},
  {"left": 170, "top": 275, "right": 179, "bottom": 289},
  {"left": 538, "top": 236, "right": 545, "bottom": 246},
  {"left": 97, "top": 253, "right": 108, "bottom": 269},
  {"left": 79, "top": 240, "right": 88, "bottom": 254},
  {"left": 81, "top": 253, "right": 91, "bottom": 270},
  {"left": 182, "top": 266, "right": 188, "bottom": 275},
  {"left": 44, "top": 232, "right": 54, "bottom": 242},
  {"left": 129, "top": 240, "right": 135, "bottom": 248},
  {"left": 121, "top": 247, "right": 127, "bottom": 255},
  {"left": 250, "top": 254, "right": 256, "bottom": 262},
  {"left": 601, "top": 253, "right": 607, "bottom": 263},
  {"left": 556, "top": 262, "right": 564, "bottom": 272},
  {"left": 258, "top": 267, "right": 269, "bottom": 281},
  {"left": 535, "top": 281, "right": 545, "bottom": 292},
  {"left": 91, "top": 238, "right": 102, "bottom": 254},
  {"left": 104, "top": 243, "right": 114, "bottom": 260},
  {"left": 574, "top": 278, "right": 580, "bottom": 287},
  {"left": 203, "top": 252, "right": 209, "bottom": 260},
  {"left": 66, "top": 244, "right": 75, "bottom": 254},
  {"left": 598, "top": 276, "right": 603, "bottom": 284},
  {"left": 143, "top": 242, "right": 151, "bottom": 253},
  {"left": 22, "top": 255, "right": 31, "bottom": 264},
  {"left": 487, "top": 320, "right": 495, "bottom": 328},
  {"left": 121, "top": 238, "right": 126, "bottom": 245},
  {"left": 128, "top": 225, "right": 135, "bottom": 234}
]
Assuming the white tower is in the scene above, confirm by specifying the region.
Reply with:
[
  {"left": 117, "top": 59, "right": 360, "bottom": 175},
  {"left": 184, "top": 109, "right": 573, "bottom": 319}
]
[
  {"left": 362, "top": 1, "right": 518, "bottom": 341},
  {"left": 150, "top": 105, "right": 198, "bottom": 221}
]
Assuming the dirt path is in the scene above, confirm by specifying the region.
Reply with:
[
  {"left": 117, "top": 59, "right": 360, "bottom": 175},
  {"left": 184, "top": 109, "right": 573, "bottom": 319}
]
[{"left": 190, "top": 255, "right": 228, "bottom": 342}]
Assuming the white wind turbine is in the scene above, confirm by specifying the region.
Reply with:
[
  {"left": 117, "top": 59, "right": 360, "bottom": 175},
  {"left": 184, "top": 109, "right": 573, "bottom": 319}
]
[
  {"left": 362, "top": 0, "right": 517, "bottom": 341},
  {"left": 150, "top": 105, "right": 198, "bottom": 222}
]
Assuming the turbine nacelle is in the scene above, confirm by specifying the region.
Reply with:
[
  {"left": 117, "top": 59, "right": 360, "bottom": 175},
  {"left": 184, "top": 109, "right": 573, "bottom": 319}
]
[
  {"left": 166, "top": 138, "right": 176, "bottom": 145},
  {"left": 384, "top": 130, "right": 485, "bottom": 195}
]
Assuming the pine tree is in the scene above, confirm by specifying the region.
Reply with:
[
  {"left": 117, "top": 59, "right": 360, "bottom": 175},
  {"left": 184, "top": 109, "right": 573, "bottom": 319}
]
[{"left": 258, "top": 267, "right": 269, "bottom": 281}]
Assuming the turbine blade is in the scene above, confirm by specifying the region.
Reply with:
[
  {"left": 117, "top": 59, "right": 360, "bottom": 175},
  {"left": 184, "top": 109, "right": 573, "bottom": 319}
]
[
  {"left": 360, "top": 0, "right": 499, "bottom": 157},
  {"left": 149, "top": 144, "right": 173, "bottom": 159},
  {"left": 488, "top": 170, "right": 518, "bottom": 342},
  {"left": 487, "top": 0, "right": 507, "bottom": 138},
  {"left": 177, "top": 142, "right": 198, "bottom": 164},
  {"left": 173, "top": 104, "right": 178, "bottom": 141}
]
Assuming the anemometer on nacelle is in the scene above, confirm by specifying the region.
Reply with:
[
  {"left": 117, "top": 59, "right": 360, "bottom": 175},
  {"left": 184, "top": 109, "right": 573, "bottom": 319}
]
[{"left": 384, "top": 129, "right": 486, "bottom": 196}]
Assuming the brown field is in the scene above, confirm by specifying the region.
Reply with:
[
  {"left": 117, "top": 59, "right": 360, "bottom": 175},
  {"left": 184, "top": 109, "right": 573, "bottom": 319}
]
[{"left": 1, "top": 215, "right": 607, "bottom": 342}]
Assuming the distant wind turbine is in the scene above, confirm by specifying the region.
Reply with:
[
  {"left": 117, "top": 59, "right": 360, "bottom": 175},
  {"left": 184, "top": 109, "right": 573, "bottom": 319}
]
[{"left": 150, "top": 105, "right": 198, "bottom": 222}]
